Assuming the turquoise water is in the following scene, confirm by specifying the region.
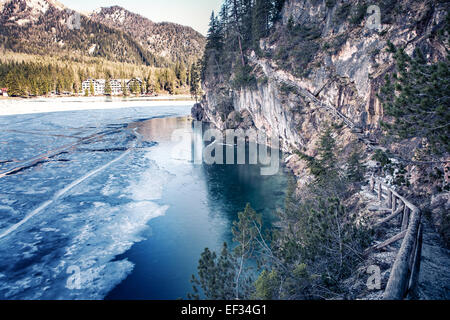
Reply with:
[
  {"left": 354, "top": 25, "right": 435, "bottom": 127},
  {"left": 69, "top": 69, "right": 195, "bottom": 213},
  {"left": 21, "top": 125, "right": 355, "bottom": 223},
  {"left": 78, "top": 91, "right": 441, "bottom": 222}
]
[{"left": 106, "top": 117, "right": 288, "bottom": 300}]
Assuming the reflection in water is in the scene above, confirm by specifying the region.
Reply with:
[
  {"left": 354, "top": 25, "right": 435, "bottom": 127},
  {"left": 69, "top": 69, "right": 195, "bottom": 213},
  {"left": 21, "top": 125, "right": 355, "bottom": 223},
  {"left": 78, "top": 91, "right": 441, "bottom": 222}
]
[
  {"left": 107, "top": 116, "right": 288, "bottom": 300},
  {"left": 128, "top": 117, "right": 191, "bottom": 143}
]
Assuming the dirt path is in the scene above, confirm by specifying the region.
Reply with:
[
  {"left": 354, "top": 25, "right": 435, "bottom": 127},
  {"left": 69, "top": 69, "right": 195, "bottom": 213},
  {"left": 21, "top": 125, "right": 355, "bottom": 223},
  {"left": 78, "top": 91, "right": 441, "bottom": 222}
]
[{"left": 416, "top": 219, "right": 450, "bottom": 299}]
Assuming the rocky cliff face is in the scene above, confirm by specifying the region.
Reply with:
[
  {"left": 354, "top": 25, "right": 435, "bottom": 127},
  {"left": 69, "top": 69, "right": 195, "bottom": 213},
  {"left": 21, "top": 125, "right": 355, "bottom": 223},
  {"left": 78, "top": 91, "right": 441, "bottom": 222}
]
[{"left": 196, "top": 0, "right": 448, "bottom": 185}]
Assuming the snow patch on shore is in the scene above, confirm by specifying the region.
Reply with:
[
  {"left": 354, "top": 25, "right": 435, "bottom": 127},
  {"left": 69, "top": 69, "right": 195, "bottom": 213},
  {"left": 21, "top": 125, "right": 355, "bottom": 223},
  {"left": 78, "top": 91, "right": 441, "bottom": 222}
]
[{"left": 0, "top": 97, "right": 194, "bottom": 116}]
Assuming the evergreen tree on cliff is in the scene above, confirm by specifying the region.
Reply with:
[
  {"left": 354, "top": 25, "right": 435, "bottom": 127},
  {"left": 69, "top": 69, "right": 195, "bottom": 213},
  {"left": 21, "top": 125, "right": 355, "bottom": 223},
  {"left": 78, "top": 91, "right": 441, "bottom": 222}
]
[
  {"left": 206, "top": 12, "right": 223, "bottom": 53},
  {"left": 379, "top": 42, "right": 450, "bottom": 155},
  {"left": 252, "top": 0, "right": 272, "bottom": 49},
  {"left": 201, "top": 0, "right": 286, "bottom": 85},
  {"left": 190, "top": 61, "right": 202, "bottom": 102},
  {"left": 296, "top": 126, "right": 340, "bottom": 186},
  {"left": 203, "top": 11, "right": 224, "bottom": 80}
]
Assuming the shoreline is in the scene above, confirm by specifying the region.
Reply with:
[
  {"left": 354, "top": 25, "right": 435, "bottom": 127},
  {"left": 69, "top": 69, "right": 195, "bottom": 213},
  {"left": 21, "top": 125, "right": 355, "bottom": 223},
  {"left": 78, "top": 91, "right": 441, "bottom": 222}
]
[
  {"left": 0, "top": 94, "right": 194, "bottom": 101},
  {"left": 0, "top": 96, "right": 195, "bottom": 116}
]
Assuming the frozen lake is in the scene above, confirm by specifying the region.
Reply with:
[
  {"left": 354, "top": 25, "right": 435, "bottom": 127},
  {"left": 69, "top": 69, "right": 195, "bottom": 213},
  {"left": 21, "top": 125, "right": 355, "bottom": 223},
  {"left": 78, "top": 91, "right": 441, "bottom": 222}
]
[{"left": 0, "top": 101, "right": 287, "bottom": 300}]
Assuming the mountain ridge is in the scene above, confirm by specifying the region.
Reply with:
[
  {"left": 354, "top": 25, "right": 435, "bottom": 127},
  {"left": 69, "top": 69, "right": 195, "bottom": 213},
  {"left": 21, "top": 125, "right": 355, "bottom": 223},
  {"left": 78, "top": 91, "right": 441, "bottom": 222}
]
[
  {"left": 0, "top": 0, "right": 205, "bottom": 66},
  {"left": 89, "top": 5, "right": 205, "bottom": 65}
]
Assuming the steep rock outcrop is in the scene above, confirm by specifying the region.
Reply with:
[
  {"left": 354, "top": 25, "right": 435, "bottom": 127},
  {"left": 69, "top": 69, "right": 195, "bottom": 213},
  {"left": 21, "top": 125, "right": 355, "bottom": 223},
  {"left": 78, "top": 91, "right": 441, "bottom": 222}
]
[{"left": 196, "top": 0, "right": 448, "bottom": 172}]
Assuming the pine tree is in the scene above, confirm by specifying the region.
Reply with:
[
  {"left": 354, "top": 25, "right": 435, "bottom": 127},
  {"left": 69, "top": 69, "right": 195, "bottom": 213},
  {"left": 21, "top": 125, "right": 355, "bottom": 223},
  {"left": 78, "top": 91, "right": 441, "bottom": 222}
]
[
  {"left": 190, "top": 61, "right": 202, "bottom": 102},
  {"left": 297, "top": 125, "right": 339, "bottom": 183},
  {"left": 232, "top": 203, "right": 263, "bottom": 300},
  {"left": 89, "top": 82, "right": 95, "bottom": 96},
  {"left": 145, "top": 71, "right": 154, "bottom": 94},
  {"left": 190, "top": 203, "right": 264, "bottom": 300},
  {"left": 278, "top": 197, "right": 371, "bottom": 298},
  {"left": 30, "top": 79, "right": 38, "bottom": 96},
  {"left": 347, "top": 147, "right": 366, "bottom": 183},
  {"left": 206, "top": 11, "right": 223, "bottom": 53},
  {"left": 252, "top": 0, "right": 272, "bottom": 49},
  {"left": 271, "top": 0, "right": 286, "bottom": 24},
  {"left": 104, "top": 79, "right": 112, "bottom": 96},
  {"left": 317, "top": 126, "right": 338, "bottom": 172},
  {"left": 5, "top": 71, "right": 25, "bottom": 97},
  {"left": 219, "top": 1, "right": 231, "bottom": 38},
  {"left": 174, "top": 61, "right": 187, "bottom": 86},
  {"left": 230, "top": 0, "right": 247, "bottom": 67},
  {"left": 189, "top": 243, "right": 236, "bottom": 300},
  {"left": 130, "top": 80, "right": 138, "bottom": 95},
  {"left": 203, "top": 11, "right": 225, "bottom": 81},
  {"left": 73, "top": 82, "right": 79, "bottom": 94},
  {"left": 378, "top": 42, "right": 450, "bottom": 155},
  {"left": 121, "top": 80, "right": 128, "bottom": 96},
  {"left": 55, "top": 80, "right": 62, "bottom": 95}
]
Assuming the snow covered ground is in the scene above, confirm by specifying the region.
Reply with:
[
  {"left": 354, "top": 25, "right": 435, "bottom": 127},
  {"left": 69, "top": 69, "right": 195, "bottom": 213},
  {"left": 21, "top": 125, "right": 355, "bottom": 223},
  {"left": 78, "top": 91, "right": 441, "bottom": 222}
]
[
  {"left": 0, "top": 96, "right": 193, "bottom": 116},
  {"left": 0, "top": 102, "right": 192, "bottom": 299}
]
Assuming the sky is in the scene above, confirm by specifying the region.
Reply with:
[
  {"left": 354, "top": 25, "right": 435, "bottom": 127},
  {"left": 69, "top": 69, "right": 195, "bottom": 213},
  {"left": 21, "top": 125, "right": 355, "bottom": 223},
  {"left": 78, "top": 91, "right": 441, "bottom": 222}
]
[{"left": 59, "top": 0, "right": 223, "bottom": 35}]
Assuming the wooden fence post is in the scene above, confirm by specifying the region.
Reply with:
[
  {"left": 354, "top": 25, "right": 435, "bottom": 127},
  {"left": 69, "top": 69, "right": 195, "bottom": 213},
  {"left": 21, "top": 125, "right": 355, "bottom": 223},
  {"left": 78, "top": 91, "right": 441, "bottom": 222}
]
[
  {"left": 370, "top": 177, "right": 375, "bottom": 192},
  {"left": 408, "top": 222, "right": 423, "bottom": 299},
  {"left": 402, "top": 207, "right": 410, "bottom": 231},
  {"left": 398, "top": 200, "right": 405, "bottom": 225},
  {"left": 388, "top": 190, "right": 393, "bottom": 209}
]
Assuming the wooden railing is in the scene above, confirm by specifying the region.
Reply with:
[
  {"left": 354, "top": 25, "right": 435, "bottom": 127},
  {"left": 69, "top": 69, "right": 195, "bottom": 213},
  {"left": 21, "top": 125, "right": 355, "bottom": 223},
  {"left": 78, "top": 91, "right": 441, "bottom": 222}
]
[{"left": 368, "top": 177, "right": 423, "bottom": 300}]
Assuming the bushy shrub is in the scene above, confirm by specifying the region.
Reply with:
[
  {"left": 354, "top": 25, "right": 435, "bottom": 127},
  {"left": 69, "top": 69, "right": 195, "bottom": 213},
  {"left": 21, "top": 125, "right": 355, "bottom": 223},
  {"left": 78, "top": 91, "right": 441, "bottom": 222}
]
[
  {"left": 279, "top": 82, "right": 298, "bottom": 95},
  {"left": 333, "top": 2, "right": 352, "bottom": 24},
  {"left": 349, "top": 3, "right": 368, "bottom": 25},
  {"left": 231, "top": 64, "right": 257, "bottom": 89}
]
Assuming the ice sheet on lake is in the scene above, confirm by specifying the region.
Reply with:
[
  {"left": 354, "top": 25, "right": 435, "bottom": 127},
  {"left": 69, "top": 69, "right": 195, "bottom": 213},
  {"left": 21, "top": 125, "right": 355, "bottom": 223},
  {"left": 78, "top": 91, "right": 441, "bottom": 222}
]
[
  {"left": 0, "top": 149, "right": 171, "bottom": 300},
  {"left": 0, "top": 104, "right": 190, "bottom": 299}
]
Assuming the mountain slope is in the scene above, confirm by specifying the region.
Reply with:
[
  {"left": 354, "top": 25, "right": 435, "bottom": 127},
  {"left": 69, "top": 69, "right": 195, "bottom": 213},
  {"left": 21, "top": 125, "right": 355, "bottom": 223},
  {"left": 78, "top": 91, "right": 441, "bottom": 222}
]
[
  {"left": 0, "top": 0, "right": 164, "bottom": 66},
  {"left": 0, "top": 0, "right": 203, "bottom": 67},
  {"left": 89, "top": 6, "right": 206, "bottom": 65}
]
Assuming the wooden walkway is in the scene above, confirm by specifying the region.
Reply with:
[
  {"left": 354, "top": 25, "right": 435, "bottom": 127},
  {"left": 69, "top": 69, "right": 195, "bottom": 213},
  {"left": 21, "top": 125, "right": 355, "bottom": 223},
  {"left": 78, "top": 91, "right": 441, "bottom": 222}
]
[{"left": 366, "top": 177, "right": 423, "bottom": 300}]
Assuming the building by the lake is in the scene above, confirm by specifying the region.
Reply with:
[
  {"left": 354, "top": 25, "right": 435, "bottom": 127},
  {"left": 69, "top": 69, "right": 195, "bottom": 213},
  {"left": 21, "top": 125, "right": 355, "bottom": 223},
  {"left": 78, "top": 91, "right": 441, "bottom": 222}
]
[{"left": 81, "top": 78, "right": 143, "bottom": 95}]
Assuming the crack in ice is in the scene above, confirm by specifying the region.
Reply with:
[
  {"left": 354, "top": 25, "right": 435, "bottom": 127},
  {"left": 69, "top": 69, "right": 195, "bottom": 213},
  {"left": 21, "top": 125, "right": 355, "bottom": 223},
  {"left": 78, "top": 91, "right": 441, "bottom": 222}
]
[{"left": 0, "top": 146, "right": 134, "bottom": 240}]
